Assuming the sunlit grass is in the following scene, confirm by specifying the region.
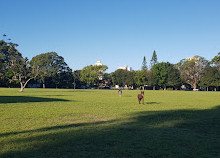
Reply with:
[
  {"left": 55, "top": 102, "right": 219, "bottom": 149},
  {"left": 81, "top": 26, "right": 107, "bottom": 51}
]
[{"left": 0, "top": 88, "right": 219, "bottom": 157}]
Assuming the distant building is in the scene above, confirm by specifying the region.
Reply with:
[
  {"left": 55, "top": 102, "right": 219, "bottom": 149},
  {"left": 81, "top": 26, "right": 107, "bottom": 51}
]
[
  {"left": 186, "top": 56, "right": 200, "bottom": 61},
  {"left": 118, "top": 65, "right": 132, "bottom": 71},
  {"left": 95, "top": 60, "right": 103, "bottom": 66},
  {"left": 186, "top": 56, "right": 201, "bottom": 66},
  {"left": 95, "top": 60, "right": 103, "bottom": 80}
]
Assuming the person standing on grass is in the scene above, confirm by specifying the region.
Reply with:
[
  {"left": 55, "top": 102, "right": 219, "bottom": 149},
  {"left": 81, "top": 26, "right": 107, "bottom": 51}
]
[{"left": 118, "top": 89, "right": 122, "bottom": 97}]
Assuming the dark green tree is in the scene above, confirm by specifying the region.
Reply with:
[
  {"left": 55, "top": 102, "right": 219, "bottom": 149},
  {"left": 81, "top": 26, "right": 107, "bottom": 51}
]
[
  {"left": 142, "top": 56, "right": 148, "bottom": 70},
  {"left": 150, "top": 50, "right": 158, "bottom": 68},
  {"left": 167, "top": 65, "right": 182, "bottom": 90},
  {"left": 152, "top": 62, "right": 171, "bottom": 90},
  {"left": 112, "top": 69, "right": 134, "bottom": 87},
  {"left": 73, "top": 70, "right": 82, "bottom": 89},
  {"left": 199, "top": 66, "right": 220, "bottom": 91},
  {"left": 103, "top": 73, "right": 112, "bottom": 87},
  {"left": 0, "top": 40, "right": 10, "bottom": 86},
  {"left": 134, "top": 70, "right": 147, "bottom": 89},
  {"left": 148, "top": 70, "right": 157, "bottom": 90},
  {"left": 211, "top": 52, "right": 220, "bottom": 70},
  {"left": 0, "top": 40, "right": 9, "bottom": 75},
  {"left": 30, "top": 52, "right": 71, "bottom": 88}
]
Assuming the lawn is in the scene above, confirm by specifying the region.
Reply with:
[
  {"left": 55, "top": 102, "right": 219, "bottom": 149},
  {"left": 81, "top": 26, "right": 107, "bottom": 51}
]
[{"left": 0, "top": 88, "right": 219, "bottom": 158}]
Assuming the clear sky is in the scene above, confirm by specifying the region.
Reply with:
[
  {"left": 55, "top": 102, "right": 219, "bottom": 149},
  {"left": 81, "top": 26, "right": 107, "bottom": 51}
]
[{"left": 1, "top": 0, "right": 220, "bottom": 72}]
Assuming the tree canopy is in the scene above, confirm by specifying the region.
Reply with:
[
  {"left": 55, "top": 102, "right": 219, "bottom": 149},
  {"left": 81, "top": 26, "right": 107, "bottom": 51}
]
[
  {"left": 30, "top": 52, "right": 72, "bottom": 88},
  {"left": 150, "top": 50, "right": 158, "bottom": 68},
  {"left": 112, "top": 69, "right": 134, "bottom": 87},
  {"left": 80, "top": 65, "right": 108, "bottom": 87},
  {"left": 178, "top": 56, "right": 209, "bottom": 89},
  {"left": 152, "top": 62, "right": 171, "bottom": 90}
]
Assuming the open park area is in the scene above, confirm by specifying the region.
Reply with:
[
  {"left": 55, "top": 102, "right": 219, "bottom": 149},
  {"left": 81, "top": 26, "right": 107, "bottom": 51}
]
[{"left": 0, "top": 88, "right": 219, "bottom": 157}]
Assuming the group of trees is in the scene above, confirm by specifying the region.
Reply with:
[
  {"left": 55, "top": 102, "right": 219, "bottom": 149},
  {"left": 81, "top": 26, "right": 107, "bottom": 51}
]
[
  {"left": 111, "top": 53, "right": 220, "bottom": 91},
  {"left": 1, "top": 37, "right": 220, "bottom": 91},
  {"left": 0, "top": 39, "right": 73, "bottom": 92}
]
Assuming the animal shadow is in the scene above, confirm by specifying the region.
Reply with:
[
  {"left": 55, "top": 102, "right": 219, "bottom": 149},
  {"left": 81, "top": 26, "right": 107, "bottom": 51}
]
[{"left": 145, "top": 102, "right": 160, "bottom": 104}]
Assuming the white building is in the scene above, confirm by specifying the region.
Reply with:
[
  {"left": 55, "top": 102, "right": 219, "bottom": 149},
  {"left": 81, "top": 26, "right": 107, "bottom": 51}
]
[
  {"left": 118, "top": 65, "right": 132, "bottom": 71},
  {"left": 186, "top": 56, "right": 201, "bottom": 66},
  {"left": 95, "top": 60, "right": 103, "bottom": 80},
  {"left": 95, "top": 60, "right": 103, "bottom": 66},
  {"left": 186, "top": 56, "right": 200, "bottom": 61}
]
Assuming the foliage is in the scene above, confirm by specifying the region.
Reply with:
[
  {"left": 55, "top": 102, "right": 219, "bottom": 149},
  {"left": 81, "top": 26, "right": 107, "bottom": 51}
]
[
  {"left": 211, "top": 52, "right": 220, "bottom": 70},
  {"left": 150, "top": 50, "right": 158, "bottom": 68},
  {"left": 103, "top": 73, "right": 112, "bottom": 87},
  {"left": 30, "top": 52, "right": 72, "bottom": 88},
  {"left": 80, "top": 65, "right": 108, "bottom": 86},
  {"left": 134, "top": 70, "right": 148, "bottom": 87},
  {"left": 112, "top": 69, "right": 134, "bottom": 86},
  {"left": 0, "top": 40, "right": 9, "bottom": 77},
  {"left": 147, "top": 69, "right": 157, "bottom": 90},
  {"left": 152, "top": 62, "right": 171, "bottom": 89},
  {"left": 72, "top": 70, "right": 82, "bottom": 89},
  {"left": 6, "top": 42, "right": 38, "bottom": 92},
  {"left": 142, "top": 56, "right": 147, "bottom": 70},
  {"left": 199, "top": 66, "right": 220, "bottom": 90},
  {"left": 167, "top": 65, "right": 182, "bottom": 89},
  {"left": 178, "top": 56, "right": 209, "bottom": 89}
]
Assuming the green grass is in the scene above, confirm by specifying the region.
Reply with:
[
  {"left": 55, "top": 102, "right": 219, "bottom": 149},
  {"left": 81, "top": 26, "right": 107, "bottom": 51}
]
[{"left": 0, "top": 88, "right": 219, "bottom": 158}]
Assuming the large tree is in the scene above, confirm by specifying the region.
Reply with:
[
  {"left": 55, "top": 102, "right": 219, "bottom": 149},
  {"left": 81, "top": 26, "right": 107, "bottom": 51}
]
[
  {"left": 30, "top": 52, "right": 71, "bottom": 88},
  {"left": 167, "top": 65, "right": 182, "bottom": 90},
  {"left": 199, "top": 66, "right": 220, "bottom": 91},
  {"left": 152, "top": 62, "right": 171, "bottom": 90},
  {"left": 148, "top": 69, "right": 157, "bottom": 90},
  {"left": 0, "top": 40, "right": 10, "bottom": 86},
  {"left": 0, "top": 40, "right": 13, "bottom": 87},
  {"left": 0, "top": 40, "right": 9, "bottom": 75},
  {"left": 112, "top": 69, "right": 134, "bottom": 87},
  {"left": 7, "top": 43, "right": 38, "bottom": 92},
  {"left": 178, "top": 56, "right": 209, "bottom": 89},
  {"left": 80, "top": 65, "right": 108, "bottom": 87},
  {"left": 134, "top": 70, "right": 148, "bottom": 89}
]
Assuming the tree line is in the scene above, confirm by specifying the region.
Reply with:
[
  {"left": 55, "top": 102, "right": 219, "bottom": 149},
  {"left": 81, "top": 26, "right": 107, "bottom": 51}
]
[{"left": 0, "top": 38, "right": 220, "bottom": 92}]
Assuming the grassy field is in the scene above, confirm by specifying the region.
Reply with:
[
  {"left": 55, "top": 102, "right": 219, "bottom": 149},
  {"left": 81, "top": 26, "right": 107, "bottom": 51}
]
[{"left": 0, "top": 88, "right": 219, "bottom": 158}]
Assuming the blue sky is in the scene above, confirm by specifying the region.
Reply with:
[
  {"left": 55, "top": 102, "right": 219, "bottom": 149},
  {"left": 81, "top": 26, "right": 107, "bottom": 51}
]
[{"left": 1, "top": 0, "right": 220, "bottom": 72}]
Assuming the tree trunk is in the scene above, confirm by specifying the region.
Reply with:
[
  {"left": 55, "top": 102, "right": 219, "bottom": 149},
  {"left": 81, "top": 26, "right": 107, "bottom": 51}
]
[
  {"left": 153, "top": 86, "right": 155, "bottom": 90},
  {"left": 19, "top": 78, "right": 32, "bottom": 92},
  {"left": 192, "top": 83, "right": 197, "bottom": 90},
  {"left": 19, "top": 83, "right": 24, "bottom": 92},
  {"left": 43, "top": 83, "right": 46, "bottom": 88},
  {"left": 207, "top": 87, "right": 209, "bottom": 91},
  {"left": 164, "top": 87, "right": 166, "bottom": 90},
  {"left": 214, "top": 87, "right": 217, "bottom": 91}
]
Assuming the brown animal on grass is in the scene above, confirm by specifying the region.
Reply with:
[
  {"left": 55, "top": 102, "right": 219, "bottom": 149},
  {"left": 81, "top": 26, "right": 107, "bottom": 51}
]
[{"left": 138, "top": 91, "right": 144, "bottom": 104}]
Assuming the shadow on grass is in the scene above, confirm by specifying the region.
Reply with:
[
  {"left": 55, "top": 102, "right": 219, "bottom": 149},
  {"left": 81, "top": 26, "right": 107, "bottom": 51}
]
[
  {"left": 0, "top": 120, "right": 116, "bottom": 137},
  {"left": 0, "top": 96, "right": 70, "bottom": 104},
  {"left": 1, "top": 106, "right": 219, "bottom": 158},
  {"left": 145, "top": 102, "right": 160, "bottom": 104}
]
